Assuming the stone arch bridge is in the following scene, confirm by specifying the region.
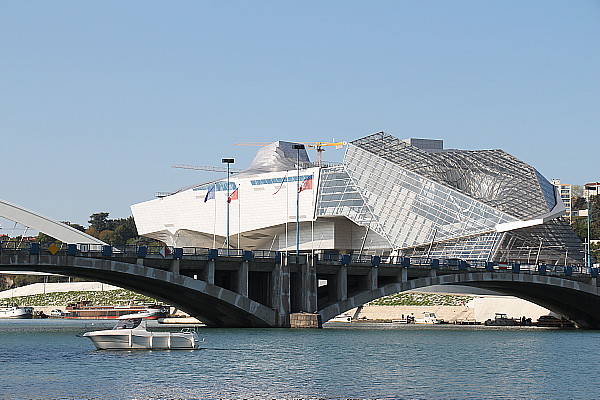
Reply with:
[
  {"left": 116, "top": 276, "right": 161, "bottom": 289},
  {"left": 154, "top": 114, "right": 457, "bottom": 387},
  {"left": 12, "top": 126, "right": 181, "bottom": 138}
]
[{"left": 1, "top": 242, "right": 599, "bottom": 328}]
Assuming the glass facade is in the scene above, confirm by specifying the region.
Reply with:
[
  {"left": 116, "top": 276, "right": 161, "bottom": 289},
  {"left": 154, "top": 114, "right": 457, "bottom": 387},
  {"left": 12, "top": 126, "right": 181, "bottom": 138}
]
[
  {"left": 316, "top": 131, "right": 586, "bottom": 264},
  {"left": 350, "top": 132, "right": 555, "bottom": 220},
  {"left": 316, "top": 165, "right": 391, "bottom": 244}
]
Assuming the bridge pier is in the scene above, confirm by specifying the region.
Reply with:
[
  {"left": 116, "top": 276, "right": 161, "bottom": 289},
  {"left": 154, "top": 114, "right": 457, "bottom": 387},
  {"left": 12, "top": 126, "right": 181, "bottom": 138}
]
[
  {"left": 336, "top": 265, "right": 348, "bottom": 301},
  {"left": 300, "top": 256, "right": 318, "bottom": 313},
  {"left": 237, "top": 260, "right": 249, "bottom": 297},
  {"left": 271, "top": 257, "right": 290, "bottom": 327},
  {"left": 170, "top": 259, "right": 180, "bottom": 274},
  {"left": 366, "top": 266, "right": 377, "bottom": 291},
  {"left": 400, "top": 267, "right": 407, "bottom": 282},
  {"left": 204, "top": 260, "right": 215, "bottom": 285}
]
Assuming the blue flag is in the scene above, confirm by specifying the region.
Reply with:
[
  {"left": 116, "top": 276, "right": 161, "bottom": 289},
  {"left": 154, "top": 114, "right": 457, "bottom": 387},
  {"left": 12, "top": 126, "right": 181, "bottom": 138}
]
[{"left": 204, "top": 185, "right": 215, "bottom": 202}]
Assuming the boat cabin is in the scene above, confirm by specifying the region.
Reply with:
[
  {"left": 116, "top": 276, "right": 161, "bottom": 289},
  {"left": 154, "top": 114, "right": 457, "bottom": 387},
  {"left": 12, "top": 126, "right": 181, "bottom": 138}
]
[{"left": 114, "top": 318, "right": 143, "bottom": 330}]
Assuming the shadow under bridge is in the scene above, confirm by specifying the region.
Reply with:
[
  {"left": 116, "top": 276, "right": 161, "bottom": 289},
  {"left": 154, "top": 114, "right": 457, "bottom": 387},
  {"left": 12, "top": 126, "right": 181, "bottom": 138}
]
[
  {"left": 315, "top": 255, "right": 600, "bottom": 329},
  {"left": 0, "top": 246, "right": 280, "bottom": 328}
]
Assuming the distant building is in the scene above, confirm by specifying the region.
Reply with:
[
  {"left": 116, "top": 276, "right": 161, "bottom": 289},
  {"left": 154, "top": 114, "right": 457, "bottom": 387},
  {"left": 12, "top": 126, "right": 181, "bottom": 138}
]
[
  {"left": 584, "top": 182, "right": 600, "bottom": 200},
  {"left": 551, "top": 179, "right": 572, "bottom": 222}
]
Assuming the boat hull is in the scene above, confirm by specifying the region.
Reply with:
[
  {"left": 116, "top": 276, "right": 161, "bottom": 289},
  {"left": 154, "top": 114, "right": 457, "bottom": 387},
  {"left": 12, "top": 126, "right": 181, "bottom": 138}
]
[
  {"left": 83, "top": 330, "right": 202, "bottom": 350},
  {"left": 0, "top": 307, "right": 33, "bottom": 319}
]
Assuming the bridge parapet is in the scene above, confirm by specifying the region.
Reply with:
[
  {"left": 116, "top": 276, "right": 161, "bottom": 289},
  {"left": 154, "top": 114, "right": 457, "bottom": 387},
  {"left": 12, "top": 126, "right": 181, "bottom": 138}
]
[{"left": 0, "top": 240, "right": 596, "bottom": 280}]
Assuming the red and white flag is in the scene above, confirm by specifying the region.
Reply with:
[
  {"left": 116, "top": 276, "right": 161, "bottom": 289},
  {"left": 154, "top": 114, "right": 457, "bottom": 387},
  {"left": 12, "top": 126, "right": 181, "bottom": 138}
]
[
  {"left": 159, "top": 246, "right": 171, "bottom": 258},
  {"left": 227, "top": 188, "right": 239, "bottom": 203},
  {"left": 298, "top": 175, "right": 313, "bottom": 192}
]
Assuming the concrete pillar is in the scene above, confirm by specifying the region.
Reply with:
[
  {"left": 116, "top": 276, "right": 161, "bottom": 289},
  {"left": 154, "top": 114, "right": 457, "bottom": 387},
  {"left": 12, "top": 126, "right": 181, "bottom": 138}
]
[
  {"left": 336, "top": 265, "right": 348, "bottom": 301},
  {"left": 170, "top": 259, "right": 180, "bottom": 274},
  {"left": 300, "top": 255, "right": 318, "bottom": 312},
  {"left": 238, "top": 260, "right": 249, "bottom": 297},
  {"left": 271, "top": 256, "right": 290, "bottom": 327},
  {"left": 399, "top": 267, "right": 407, "bottom": 282},
  {"left": 205, "top": 260, "right": 215, "bottom": 285},
  {"left": 366, "top": 266, "right": 378, "bottom": 291}
]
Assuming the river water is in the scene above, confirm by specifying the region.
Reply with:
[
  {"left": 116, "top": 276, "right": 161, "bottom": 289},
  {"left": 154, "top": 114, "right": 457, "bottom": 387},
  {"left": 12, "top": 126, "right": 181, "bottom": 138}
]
[{"left": 0, "top": 319, "right": 598, "bottom": 399}]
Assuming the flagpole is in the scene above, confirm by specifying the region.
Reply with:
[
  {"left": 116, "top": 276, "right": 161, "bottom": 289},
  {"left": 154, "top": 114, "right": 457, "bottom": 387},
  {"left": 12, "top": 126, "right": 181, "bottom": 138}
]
[
  {"left": 311, "top": 172, "right": 316, "bottom": 257},
  {"left": 286, "top": 174, "right": 289, "bottom": 254},
  {"left": 238, "top": 185, "right": 241, "bottom": 249},
  {"left": 213, "top": 196, "right": 216, "bottom": 248},
  {"left": 222, "top": 158, "right": 235, "bottom": 256}
]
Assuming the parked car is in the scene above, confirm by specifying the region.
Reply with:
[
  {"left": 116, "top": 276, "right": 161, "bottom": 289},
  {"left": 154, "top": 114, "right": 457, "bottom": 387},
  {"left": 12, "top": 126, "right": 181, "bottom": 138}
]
[{"left": 50, "top": 309, "right": 64, "bottom": 317}]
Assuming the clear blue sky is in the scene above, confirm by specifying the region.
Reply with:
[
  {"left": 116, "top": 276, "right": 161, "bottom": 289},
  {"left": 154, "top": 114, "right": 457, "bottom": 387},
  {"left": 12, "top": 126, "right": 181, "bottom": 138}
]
[{"left": 1, "top": 1, "right": 599, "bottom": 227}]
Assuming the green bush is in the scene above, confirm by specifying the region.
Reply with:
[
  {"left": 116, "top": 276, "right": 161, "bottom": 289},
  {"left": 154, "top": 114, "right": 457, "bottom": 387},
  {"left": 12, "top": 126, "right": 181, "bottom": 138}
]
[
  {"left": 367, "top": 292, "right": 472, "bottom": 306},
  {"left": 3, "top": 289, "right": 158, "bottom": 307}
]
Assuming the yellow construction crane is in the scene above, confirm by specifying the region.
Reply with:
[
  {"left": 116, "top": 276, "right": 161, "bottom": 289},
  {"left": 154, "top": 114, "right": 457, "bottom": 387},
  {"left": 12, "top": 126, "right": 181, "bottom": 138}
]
[
  {"left": 172, "top": 164, "right": 242, "bottom": 174},
  {"left": 235, "top": 141, "right": 346, "bottom": 165}
]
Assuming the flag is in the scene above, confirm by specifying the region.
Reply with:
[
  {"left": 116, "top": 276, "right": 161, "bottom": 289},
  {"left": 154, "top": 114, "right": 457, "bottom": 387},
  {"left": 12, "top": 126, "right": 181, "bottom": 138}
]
[
  {"left": 298, "top": 175, "right": 313, "bottom": 192},
  {"left": 273, "top": 176, "right": 286, "bottom": 195},
  {"left": 227, "top": 188, "right": 238, "bottom": 203},
  {"left": 159, "top": 246, "right": 171, "bottom": 258},
  {"left": 204, "top": 185, "right": 215, "bottom": 202}
]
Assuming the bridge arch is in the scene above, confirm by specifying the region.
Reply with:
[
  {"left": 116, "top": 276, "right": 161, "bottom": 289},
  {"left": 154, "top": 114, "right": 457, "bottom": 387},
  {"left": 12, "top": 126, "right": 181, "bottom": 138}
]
[
  {"left": 0, "top": 253, "right": 276, "bottom": 327},
  {"left": 0, "top": 199, "right": 104, "bottom": 244},
  {"left": 319, "top": 272, "right": 600, "bottom": 329}
]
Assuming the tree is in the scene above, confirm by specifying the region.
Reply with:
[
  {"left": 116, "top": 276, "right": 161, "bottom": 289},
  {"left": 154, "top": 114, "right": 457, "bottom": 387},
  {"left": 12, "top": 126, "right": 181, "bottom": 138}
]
[
  {"left": 85, "top": 227, "right": 101, "bottom": 239},
  {"left": 36, "top": 232, "right": 57, "bottom": 242},
  {"left": 571, "top": 195, "right": 600, "bottom": 243},
  {"left": 572, "top": 196, "right": 586, "bottom": 212},
  {"left": 88, "top": 213, "right": 112, "bottom": 232},
  {"left": 112, "top": 217, "right": 138, "bottom": 244},
  {"left": 85, "top": 214, "right": 143, "bottom": 244},
  {"left": 99, "top": 230, "right": 116, "bottom": 243}
]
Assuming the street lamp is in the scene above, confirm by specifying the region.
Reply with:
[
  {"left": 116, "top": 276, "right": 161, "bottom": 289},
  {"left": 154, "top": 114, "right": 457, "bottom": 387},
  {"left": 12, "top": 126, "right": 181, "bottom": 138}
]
[
  {"left": 222, "top": 158, "right": 235, "bottom": 255},
  {"left": 585, "top": 192, "right": 593, "bottom": 272},
  {"left": 292, "top": 144, "right": 305, "bottom": 255}
]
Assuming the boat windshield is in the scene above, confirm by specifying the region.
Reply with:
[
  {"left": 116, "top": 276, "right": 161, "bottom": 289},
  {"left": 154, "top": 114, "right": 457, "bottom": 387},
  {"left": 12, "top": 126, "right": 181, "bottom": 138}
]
[{"left": 113, "top": 318, "right": 142, "bottom": 330}]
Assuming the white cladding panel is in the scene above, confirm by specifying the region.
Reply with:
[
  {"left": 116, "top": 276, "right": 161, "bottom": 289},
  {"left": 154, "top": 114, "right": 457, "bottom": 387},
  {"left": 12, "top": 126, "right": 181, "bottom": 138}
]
[{"left": 132, "top": 168, "right": 320, "bottom": 239}]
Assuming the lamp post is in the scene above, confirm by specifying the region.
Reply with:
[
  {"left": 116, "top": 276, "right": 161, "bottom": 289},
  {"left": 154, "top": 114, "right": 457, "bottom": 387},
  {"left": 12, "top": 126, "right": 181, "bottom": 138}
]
[
  {"left": 222, "top": 158, "right": 235, "bottom": 255},
  {"left": 587, "top": 194, "right": 592, "bottom": 272},
  {"left": 292, "top": 144, "right": 305, "bottom": 255}
]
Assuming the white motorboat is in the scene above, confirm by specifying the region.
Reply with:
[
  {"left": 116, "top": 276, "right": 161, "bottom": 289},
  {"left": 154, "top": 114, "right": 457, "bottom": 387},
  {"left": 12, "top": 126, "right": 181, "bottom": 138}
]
[
  {"left": 329, "top": 314, "right": 352, "bottom": 323},
  {"left": 414, "top": 312, "right": 443, "bottom": 324},
  {"left": 0, "top": 305, "right": 34, "bottom": 319},
  {"left": 82, "top": 312, "right": 204, "bottom": 350}
]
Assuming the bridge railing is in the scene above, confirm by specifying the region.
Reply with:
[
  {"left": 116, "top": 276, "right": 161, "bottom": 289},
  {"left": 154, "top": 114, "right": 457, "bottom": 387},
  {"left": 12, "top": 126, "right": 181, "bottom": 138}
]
[
  {"left": 182, "top": 247, "right": 210, "bottom": 257},
  {"left": 253, "top": 250, "right": 279, "bottom": 259},
  {"left": 350, "top": 254, "right": 375, "bottom": 264},
  {"left": 217, "top": 248, "right": 244, "bottom": 257},
  {"left": 315, "top": 253, "right": 343, "bottom": 264},
  {"left": 1, "top": 240, "right": 596, "bottom": 278}
]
